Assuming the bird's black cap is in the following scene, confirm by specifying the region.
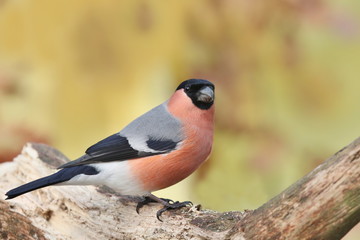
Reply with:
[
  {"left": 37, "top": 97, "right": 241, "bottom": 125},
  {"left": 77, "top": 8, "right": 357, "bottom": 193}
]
[{"left": 176, "top": 79, "right": 214, "bottom": 91}]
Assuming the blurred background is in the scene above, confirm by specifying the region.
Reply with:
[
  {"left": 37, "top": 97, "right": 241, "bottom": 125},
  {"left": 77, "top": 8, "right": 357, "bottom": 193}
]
[{"left": 0, "top": 0, "right": 359, "bottom": 238}]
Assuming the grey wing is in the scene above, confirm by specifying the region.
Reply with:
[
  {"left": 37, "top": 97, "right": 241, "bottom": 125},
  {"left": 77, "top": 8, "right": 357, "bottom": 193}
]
[{"left": 59, "top": 104, "right": 184, "bottom": 168}]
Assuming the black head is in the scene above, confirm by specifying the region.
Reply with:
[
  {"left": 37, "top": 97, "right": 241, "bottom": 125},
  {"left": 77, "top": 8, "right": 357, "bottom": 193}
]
[{"left": 176, "top": 79, "right": 215, "bottom": 110}]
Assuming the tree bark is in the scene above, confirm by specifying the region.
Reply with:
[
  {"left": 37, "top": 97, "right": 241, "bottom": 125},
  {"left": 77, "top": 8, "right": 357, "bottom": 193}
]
[{"left": 0, "top": 138, "right": 359, "bottom": 240}]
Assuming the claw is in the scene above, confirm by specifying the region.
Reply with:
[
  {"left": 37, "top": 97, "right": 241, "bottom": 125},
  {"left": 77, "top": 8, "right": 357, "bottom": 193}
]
[
  {"left": 158, "top": 198, "right": 174, "bottom": 204},
  {"left": 156, "top": 201, "right": 193, "bottom": 221},
  {"left": 136, "top": 197, "right": 177, "bottom": 214},
  {"left": 136, "top": 194, "right": 193, "bottom": 221},
  {"left": 136, "top": 197, "right": 154, "bottom": 214},
  {"left": 156, "top": 207, "right": 168, "bottom": 221}
]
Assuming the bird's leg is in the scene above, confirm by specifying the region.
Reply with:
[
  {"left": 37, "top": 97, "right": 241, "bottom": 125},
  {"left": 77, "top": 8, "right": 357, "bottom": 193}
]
[{"left": 147, "top": 194, "right": 193, "bottom": 221}]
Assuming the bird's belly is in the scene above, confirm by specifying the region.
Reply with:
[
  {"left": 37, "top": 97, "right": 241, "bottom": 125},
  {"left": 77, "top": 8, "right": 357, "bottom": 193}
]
[
  {"left": 88, "top": 161, "right": 149, "bottom": 196},
  {"left": 129, "top": 128, "right": 213, "bottom": 192}
]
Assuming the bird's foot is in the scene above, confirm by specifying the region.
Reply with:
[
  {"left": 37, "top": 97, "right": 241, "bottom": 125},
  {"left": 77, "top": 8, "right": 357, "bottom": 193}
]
[
  {"left": 136, "top": 194, "right": 192, "bottom": 221},
  {"left": 136, "top": 196, "right": 173, "bottom": 214},
  {"left": 156, "top": 200, "right": 192, "bottom": 221}
]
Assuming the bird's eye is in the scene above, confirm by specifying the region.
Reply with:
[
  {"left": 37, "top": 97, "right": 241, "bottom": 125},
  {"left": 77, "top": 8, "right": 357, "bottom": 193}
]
[{"left": 185, "top": 86, "right": 191, "bottom": 92}]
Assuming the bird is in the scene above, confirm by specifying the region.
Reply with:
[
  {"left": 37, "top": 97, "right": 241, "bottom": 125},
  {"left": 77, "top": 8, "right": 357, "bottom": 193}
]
[{"left": 5, "top": 78, "right": 215, "bottom": 221}]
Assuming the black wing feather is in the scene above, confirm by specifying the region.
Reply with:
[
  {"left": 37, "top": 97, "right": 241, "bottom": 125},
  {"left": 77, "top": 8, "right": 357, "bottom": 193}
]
[
  {"left": 146, "top": 139, "right": 178, "bottom": 151},
  {"left": 86, "top": 134, "right": 141, "bottom": 159},
  {"left": 59, "top": 134, "right": 180, "bottom": 168}
]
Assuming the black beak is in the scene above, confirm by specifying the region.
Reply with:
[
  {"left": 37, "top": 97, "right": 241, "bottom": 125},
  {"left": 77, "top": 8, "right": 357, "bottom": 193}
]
[{"left": 197, "top": 86, "right": 214, "bottom": 103}]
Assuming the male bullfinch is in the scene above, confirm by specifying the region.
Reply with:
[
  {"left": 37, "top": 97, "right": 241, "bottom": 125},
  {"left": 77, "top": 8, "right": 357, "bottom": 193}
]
[{"left": 6, "top": 79, "right": 215, "bottom": 220}]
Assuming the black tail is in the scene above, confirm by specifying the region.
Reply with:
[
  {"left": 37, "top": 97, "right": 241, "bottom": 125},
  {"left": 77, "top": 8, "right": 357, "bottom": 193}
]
[{"left": 5, "top": 165, "right": 99, "bottom": 199}]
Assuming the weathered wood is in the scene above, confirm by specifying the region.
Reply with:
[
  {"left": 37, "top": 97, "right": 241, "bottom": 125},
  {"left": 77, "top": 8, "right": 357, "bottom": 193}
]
[
  {"left": 233, "top": 137, "right": 360, "bottom": 240},
  {"left": 0, "top": 201, "right": 46, "bottom": 240},
  {"left": 0, "top": 138, "right": 359, "bottom": 239}
]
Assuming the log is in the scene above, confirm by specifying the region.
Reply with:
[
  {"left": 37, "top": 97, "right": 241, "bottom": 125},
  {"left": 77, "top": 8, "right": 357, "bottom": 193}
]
[{"left": 0, "top": 138, "right": 359, "bottom": 239}]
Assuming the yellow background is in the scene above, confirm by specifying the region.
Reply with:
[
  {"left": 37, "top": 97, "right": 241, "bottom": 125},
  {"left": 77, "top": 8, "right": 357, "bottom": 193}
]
[{"left": 0, "top": 1, "right": 359, "bottom": 238}]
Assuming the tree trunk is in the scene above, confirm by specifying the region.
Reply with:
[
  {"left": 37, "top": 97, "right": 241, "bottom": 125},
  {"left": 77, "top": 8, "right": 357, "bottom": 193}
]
[{"left": 0, "top": 138, "right": 360, "bottom": 239}]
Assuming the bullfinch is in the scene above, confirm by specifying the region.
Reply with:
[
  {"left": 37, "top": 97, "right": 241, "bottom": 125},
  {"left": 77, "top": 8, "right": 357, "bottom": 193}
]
[{"left": 5, "top": 79, "right": 215, "bottom": 220}]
